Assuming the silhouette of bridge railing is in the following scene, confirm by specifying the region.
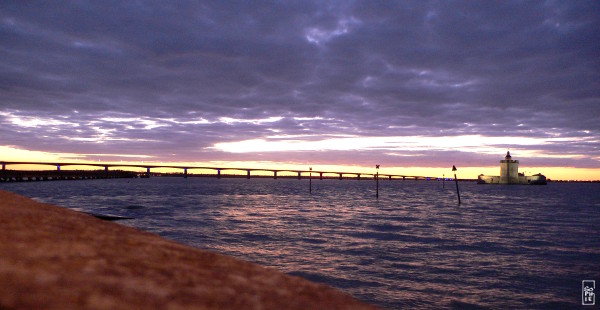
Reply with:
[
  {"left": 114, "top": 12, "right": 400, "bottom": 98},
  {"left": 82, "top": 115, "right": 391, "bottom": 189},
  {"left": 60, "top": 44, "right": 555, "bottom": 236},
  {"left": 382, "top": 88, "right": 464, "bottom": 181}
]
[{"left": 0, "top": 161, "right": 441, "bottom": 181}]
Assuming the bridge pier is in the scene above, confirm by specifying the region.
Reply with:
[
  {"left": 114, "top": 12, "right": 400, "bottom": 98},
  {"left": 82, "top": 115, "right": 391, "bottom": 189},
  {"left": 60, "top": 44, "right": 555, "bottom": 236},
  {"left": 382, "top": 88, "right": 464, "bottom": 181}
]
[
  {"left": 104, "top": 166, "right": 109, "bottom": 178},
  {"left": 184, "top": 168, "right": 188, "bottom": 178},
  {"left": 320, "top": 172, "right": 323, "bottom": 180},
  {"left": 339, "top": 173, "right": 342, "bottom": 180},
  {"left": 247, "top": 170, "right": 250, "bottom": 179},
  {"left": 357, "top": 174, "right": 360, "bottom": 180},
  {"left": 403, "top": 176, "right": 406, "bottom": 181},
  {"left": 146, "top": 167, "right": 150, "bottom": 178},
  {"left": 389, "top": 175, "right": 392, "bottom": 180},
  {"left": 298, "top": 171, "right": 301, "bottom": 180},
  {"left": 274, "top": 171, "right": 277, "bottom": 179},
  {"left": 1, "top": 163, "right": 5, "bottom": 171},
  {"left": 57, "top": 165, "right": 61, "bottom": 171}
]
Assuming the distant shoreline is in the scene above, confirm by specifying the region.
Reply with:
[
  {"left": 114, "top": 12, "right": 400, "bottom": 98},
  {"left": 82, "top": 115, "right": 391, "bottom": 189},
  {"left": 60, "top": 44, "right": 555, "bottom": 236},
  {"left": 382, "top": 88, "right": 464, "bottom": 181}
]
[
  {"left": 0, "top": 169, "right": 441, "bottom": 182},
  {"left": 2, "top": 169, "right": 599, "bottom": 183}
]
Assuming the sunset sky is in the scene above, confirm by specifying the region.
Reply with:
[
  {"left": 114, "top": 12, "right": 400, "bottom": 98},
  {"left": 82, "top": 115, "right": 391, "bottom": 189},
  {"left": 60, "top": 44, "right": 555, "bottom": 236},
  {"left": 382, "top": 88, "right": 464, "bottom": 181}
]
[{"left": 1, "top": 1, "right": 599, "bottom": 180}]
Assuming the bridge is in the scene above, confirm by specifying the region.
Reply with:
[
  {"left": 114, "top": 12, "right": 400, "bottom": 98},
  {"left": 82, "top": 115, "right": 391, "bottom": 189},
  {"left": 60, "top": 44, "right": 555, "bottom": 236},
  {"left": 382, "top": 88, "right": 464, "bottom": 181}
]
[{"left": 0, "top": 161, "right": 441, "bottom": 181}]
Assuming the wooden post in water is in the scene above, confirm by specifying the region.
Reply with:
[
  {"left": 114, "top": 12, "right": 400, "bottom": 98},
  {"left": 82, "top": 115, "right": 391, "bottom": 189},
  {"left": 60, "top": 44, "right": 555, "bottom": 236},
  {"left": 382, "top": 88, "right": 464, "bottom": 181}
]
[
  {"left": 376, "top": 164, "right": 380, "bottom": 198},
  {"left": 309, "top": 167, "right": 312, "bottom": 193},
  {"left": 452, "top": 165, "right": 461, "bottom": 205}
]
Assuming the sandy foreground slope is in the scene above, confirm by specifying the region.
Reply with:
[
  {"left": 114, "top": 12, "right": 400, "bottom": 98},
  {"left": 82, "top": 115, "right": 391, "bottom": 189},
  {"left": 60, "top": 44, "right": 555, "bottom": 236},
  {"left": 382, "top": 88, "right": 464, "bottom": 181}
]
[{"left": 0, "top": 189, "right": 376, "bottom": 309}]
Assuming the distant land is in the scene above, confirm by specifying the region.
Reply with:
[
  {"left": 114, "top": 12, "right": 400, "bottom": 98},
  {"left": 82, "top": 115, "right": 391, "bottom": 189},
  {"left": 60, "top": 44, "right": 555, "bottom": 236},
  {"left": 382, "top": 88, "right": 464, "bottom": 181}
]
[{"left": 1, "top": 169, "right": 598, "bottom": 183}]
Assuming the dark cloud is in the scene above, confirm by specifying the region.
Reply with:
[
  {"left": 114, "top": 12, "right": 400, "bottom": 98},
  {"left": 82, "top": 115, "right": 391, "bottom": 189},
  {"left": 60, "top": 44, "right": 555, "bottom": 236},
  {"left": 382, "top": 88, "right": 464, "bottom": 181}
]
[{"left": 1, "top": 1, "right": 598, "bottom": 169}]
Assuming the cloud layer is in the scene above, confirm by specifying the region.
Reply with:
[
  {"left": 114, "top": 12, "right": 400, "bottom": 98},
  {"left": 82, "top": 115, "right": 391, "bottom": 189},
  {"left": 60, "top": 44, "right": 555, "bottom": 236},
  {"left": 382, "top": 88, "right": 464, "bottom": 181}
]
[{"left": 1, "top": 1, "right": 599, "bottom": 168}]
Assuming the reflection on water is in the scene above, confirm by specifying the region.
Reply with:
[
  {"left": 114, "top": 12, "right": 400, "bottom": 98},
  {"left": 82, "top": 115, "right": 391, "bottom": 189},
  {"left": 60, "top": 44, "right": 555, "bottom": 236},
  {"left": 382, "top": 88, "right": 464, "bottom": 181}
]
[{"left": 3, "top": 178, "right": 599, "bottom": 308}]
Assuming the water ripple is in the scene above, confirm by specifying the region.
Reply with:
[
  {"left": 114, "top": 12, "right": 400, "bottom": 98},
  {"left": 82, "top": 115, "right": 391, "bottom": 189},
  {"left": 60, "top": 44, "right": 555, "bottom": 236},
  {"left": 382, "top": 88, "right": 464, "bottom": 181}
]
[{"left": 3, "top": 178, "right": 599, "bottom": 309}]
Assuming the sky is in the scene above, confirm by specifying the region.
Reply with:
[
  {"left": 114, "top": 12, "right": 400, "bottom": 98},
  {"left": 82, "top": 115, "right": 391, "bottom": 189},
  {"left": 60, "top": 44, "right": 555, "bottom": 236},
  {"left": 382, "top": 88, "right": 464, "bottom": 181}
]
[{"left": 1, "top": 1, "right": 599, "bottom": 179}]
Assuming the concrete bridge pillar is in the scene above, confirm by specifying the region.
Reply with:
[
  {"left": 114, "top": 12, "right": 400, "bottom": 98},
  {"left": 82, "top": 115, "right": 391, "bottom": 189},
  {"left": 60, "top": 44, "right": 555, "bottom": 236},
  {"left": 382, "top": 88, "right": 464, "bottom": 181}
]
[
  {"left": 217, "top": 169, "right": 221, "bottom": 179},
  {"left": 104, "top": 166, "right": 109, "bottom": 178},
  {"left": 298, "top": 171, "right": 301, "bottom": 180},
  {"left": 389, "top": 175, "right": 392, "bottom": 180},
  {"left": 146, "top": 167, "right": 150, "bottom": 178},
  {"left": 57, "top": 165, "right": 61, "bottom": 171},
  {"left": 357, "top": 174, "right": 360, "bottom": 180},
  {"left": 247, "top": 170, "right": 251, "bottom": 179},
  {"left": 403, "top": 176, "right": 406, "bottom": 181},
  {"left": 320, "top": 172, "right": 323, "bottom": 180},
  {"left": 1, "top": 163, "right": 4, "bottom": 171},
  {"left": 339, "top": 173, "right": 342, "bottom": 180},
  {"left": 274, "top": 171, "right": 277, "bottom": 179},
  {"left": 184, "top": 168, "right": 188, "bottom": 178}
]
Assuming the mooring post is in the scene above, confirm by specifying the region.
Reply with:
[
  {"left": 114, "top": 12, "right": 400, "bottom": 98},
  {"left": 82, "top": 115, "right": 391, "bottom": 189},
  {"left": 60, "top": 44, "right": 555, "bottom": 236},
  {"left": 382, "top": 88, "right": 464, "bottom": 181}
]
[
  {"left": 184, "top": 168, "right": 188, "bottom": 178},
  {"left": 247, "top": 170, "right": 250, "bottom": 179},
  {"left": 452, "top": 165, "right": 461, "bottom": 205},
  {"left": 309, "top": 167, "right": 312, "bottom": 193},
  {"left": 376, "top": 165, "right": 380, "bottom": 198},
  {"left": 274, "top": 171, "right": 277, "bottom": 179},
  {"left": 375, "top": 165, "right": 379, "bottom": 198}
]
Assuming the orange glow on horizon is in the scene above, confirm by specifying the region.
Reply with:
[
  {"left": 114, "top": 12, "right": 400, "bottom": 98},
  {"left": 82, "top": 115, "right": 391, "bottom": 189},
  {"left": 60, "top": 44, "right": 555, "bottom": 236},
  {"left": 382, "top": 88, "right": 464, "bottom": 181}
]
[{"left": 1, "top": 146, "right": 599, "bottom": 181}]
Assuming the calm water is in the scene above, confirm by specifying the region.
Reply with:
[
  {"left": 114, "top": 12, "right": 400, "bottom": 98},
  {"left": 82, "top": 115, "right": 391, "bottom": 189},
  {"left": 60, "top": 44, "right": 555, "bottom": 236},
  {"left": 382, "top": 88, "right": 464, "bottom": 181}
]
[{"left": 2, "top": 178, "right": 599, "bottom": 309}]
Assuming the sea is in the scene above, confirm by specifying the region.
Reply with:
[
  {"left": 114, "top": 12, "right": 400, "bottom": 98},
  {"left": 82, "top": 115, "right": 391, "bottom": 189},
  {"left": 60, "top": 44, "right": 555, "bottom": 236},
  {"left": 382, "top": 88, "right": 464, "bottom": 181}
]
[{"left": 2, "top": 177, "right": 599, "bottom": 309}]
